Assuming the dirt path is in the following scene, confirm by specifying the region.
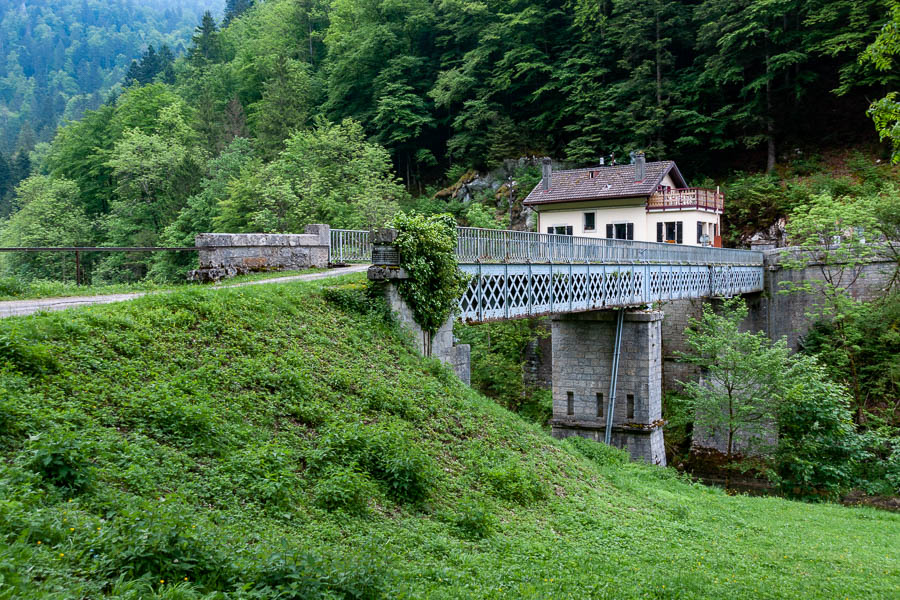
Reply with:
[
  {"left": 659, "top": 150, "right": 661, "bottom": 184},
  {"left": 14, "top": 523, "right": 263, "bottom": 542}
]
[{"left": 0, "top": 264, "right": 370, "bottom": 318}]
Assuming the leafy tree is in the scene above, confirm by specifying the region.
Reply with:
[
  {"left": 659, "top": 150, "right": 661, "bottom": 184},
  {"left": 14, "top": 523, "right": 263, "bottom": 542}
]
[
  {"left": 861, "top": 0, "right": 900, "bottom": 163},
  {"left": 0, "top": 176, "right": 92, "bottom": 281},
  {"left": 677, "top": 298, "right": 791, "bottom": 474},
  {"left": 774, "top": 355, "right": 864, "bottom": 499},
  {"left": 154, "top": 138, "right": 257, "bottom": 280},
  {"left": 100, "top": 103, "right": 206, "bottom": 281},
  {"left": 273, "top": 118, "right": 404, "bottom": 230}
]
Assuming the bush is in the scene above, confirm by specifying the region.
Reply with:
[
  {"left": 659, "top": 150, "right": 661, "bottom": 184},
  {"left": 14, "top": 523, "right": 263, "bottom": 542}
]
[
  {"left": 773, "top": 357, "right": 865, "bottom": 499},
  {"left": 309, "top": 423, "right": 437, "bottom": 505},
  {"left": 22, "top": 432, "right": 92, "bottom": 493},
  {"left": 247, "top": 545, "right": 388, "bottom": 600},
  {"left": 451, "top": 496, "right": 496, "bottom": 540},
  {"left": 482, "top": 455, "right": 546, "bottom": 504},
  {"left": 312, "top": 467, "right": 374, "bottom": 514},
  {"left": 565, "top": 436, "right": 630, "bottom": 467},
  {"left": 391, "top": 212, "right": 469, "bottom": 335},
  {"left": 323, "top": 282, "right": 389, "bottom": 321},
  {"left": 0, "top": 329, "right": 58, "bottom": 376}
]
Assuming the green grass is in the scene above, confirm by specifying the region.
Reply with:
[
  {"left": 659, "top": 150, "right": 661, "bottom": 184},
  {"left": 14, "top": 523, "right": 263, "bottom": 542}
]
[
  {"left": 0, "top": 269, "right": 324, "bottom": 301},
  {"left": 0, "top": 273, "right": 897, "bottom": 599}
]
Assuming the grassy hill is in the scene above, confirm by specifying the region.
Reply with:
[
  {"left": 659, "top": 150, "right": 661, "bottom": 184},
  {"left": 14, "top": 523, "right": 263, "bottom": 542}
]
[{"left": 0, "top": 273, "right": 898, "bottom": 599}]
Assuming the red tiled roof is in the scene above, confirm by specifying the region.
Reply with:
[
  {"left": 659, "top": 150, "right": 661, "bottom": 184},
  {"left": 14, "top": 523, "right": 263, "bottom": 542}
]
[{"left": 523, "top": 161, "right": 686, "bottom": 206}]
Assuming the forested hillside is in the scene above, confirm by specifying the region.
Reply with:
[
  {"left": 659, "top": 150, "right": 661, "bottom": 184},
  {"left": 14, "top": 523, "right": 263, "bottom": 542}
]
[
  {"left": 1, "top": 0, "right": 898, "bottom": 285},
  {"left": 0, "top": 0, "right": 224, "bottom": 149}
]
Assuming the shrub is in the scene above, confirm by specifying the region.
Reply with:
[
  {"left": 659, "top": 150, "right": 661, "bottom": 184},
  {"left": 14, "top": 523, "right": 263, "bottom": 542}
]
[
  {"left": 101, "top": 500, "right": 225, "bottom": 586},
  {"left": 247, "top": 545, "right": 388, "bottom": 600},
  {"left": 773, "top": 357, "right": 865, "bottom": 499},
  {"left": 22, "top": 432, "right": 92, "bottom": 493},
  {"left": 451, "top": 496, "right": 496, "bottom": 540},
  {"left": 391, "top": 212, "right": 469, "bottom": 335},
  {"left": 482, "top": 456, "right": 546, "bottom": 504},
  {"left": 312, "top": 467, "right": 374, "bottom": 514},
  {"left": 0, "top": 329, "right": 59, "bottom": 376},
  {"left": 0, "top": 276, "right": 25, "bottom": 297},
  {"left": 565, "top": 436, "right": 629, "bottom": 467},
  {"left": 309, "top": 423, "right": 436, "bottom": 505},
  {"left": 323, "top": 282, "right": 388, "bottom": 319}
]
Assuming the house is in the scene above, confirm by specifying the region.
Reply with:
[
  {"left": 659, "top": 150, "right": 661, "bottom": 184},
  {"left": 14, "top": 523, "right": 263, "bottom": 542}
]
[{"left": 523, "top": 153, "right": 723, "bottom": 247}]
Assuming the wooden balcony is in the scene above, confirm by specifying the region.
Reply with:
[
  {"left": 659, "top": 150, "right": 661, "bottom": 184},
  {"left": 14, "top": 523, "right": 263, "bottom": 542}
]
[{"left": 646, "top": 188, "right": 723, "bottom": 213}]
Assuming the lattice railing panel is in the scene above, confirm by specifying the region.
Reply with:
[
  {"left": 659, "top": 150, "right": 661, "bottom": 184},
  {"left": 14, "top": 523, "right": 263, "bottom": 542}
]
[{"left": 457, "top": 263, "right": 765, "bottom": 322}]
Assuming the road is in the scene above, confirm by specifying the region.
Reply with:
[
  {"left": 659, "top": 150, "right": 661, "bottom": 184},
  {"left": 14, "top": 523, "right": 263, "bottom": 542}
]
[{"left": 0, "top": 264, "right": 370, "bottom": 318}]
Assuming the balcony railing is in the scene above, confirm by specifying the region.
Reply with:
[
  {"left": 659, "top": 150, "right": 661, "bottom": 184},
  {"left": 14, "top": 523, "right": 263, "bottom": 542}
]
[{"left": 647, "top": 188, "right": 723, "bottom": 213}]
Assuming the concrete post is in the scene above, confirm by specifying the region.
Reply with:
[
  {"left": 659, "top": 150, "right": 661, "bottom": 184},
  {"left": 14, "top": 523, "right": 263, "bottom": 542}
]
[{"left": 550, "top": 310, "right": 666, "bottom": 465}]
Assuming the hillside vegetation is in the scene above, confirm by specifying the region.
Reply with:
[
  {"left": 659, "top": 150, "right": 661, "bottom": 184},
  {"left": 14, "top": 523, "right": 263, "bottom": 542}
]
[{"left": 0, "top": 274, "right": 898, "bottom": 599}]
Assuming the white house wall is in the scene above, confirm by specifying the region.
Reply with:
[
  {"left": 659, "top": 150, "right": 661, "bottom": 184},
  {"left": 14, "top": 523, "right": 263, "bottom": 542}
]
[{"left": 537, "top": 199, "right": 721, "bottom": 247}]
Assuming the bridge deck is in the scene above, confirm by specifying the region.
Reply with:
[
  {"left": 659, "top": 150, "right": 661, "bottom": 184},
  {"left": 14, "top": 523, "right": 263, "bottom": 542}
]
[{"left": 331, "top": 226, "right": 765, "bottom": 322}]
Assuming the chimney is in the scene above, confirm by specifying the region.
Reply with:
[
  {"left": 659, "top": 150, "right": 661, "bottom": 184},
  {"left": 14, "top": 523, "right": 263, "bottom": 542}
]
[
  {"left": 542, "top": 157, "right": 552, "bottom": 191},
  {"left": 634, "top": 151, "right": 646, "bottom": 182}
]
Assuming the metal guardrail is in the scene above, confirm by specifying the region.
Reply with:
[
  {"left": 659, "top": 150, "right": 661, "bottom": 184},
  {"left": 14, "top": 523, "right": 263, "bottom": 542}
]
[
  {"left": 330, "top": 229, "right": 372, "bottom": 264},
  {"left": 455, "top": 227, "right": 762, "bottom": 266}
]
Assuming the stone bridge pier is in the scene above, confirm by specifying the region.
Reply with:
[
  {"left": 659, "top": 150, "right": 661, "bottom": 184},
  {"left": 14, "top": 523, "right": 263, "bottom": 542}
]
[{"left": 549, "top": 310, "right": 666, "bottom": 466}]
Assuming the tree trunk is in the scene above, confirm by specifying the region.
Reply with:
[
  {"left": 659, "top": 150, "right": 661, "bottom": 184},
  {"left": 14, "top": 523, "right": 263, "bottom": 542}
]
[
  {"left": 655, "top": 8, "right": 663, "bottom": 151},
  {"left": 765, "top": 43, "right": 776, "bottom": 173}
]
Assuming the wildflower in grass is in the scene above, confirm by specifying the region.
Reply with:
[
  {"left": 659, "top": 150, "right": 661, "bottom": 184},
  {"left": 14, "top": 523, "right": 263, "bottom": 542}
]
[{"left": 59, "top": 553, "right": 64, "bottom": 557}]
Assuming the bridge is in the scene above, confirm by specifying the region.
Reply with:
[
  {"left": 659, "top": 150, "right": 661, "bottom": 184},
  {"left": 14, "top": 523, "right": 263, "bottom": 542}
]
[
  {"left": 334, "top": 226, "right": 764, "bottom": 467},
  {"left": 333, "top": 226, "right": 764, "bottom": 321}
]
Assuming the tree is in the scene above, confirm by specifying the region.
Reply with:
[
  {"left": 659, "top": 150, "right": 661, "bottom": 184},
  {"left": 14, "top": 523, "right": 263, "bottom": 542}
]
[
  {"left": 152, "top": 138, "right": 257, "bottom": 281},
  {"left": 190, "top": 12, "right": 222, "bottom": 66},
  {"left": 861, "top": 1, "right": 900, "bottom": 163},
  {"left": 0, "top": 177, "right": 92, "bottom": 281},
  {"left": 774, "top": 355, "right": 863, "bottom": 499},
  {"left": 225, "top": 0, "right": 256, "bottom": 24},
  {"left": 677, "top": 298, "right": 791, "bottom": 478},
  {"left": 273, "top": 118, "right": 404, "bottom": 230},
  {"left": 781, "top": 193, "right": 882, "bottom": 420}
]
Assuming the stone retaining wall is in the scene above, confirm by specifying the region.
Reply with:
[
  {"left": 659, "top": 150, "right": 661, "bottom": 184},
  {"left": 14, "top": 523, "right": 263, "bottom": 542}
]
[{"left": 189, "top": 225, "right": 331, "bottom": 282}]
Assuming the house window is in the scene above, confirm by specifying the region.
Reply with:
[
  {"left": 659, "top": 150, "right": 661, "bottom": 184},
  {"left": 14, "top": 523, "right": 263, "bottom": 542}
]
[
  {"left": 697, "top": 222, "right": 703, "bottom": 245},
  {"left": 583, "top": 212, "right": 596, "bottom": 232},
  {"left": 548, "top": 226, "right": 573, "bottom": 236},
  {"left": 605, "top": 222, "right": 634, "bottom": 240},
  {"left": 657, "top": 221, "right": 683, "bottom": 244}
]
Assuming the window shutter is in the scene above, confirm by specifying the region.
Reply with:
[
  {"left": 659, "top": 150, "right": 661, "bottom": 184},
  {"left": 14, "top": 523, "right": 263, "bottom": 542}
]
[
  {"left": 656, "top": 223, "right": 663, "bottom": 243},
  {"left": 606, "top": 224, "right": 614, "bottom": 238},
  {"left": 565, "top": 226, "right": 573, "bottom": 236},
  {"left": 547, "top": 227, "right": 553, "bottom": 234},
  {"left": 676, "top": 221, "right": 683, "bottom": 244},
  {"left": 626, "top": 223, "right": 634, "bottom": 240},
  {"left": 697, "top": 222, "right": 703, "bottom": 244}
]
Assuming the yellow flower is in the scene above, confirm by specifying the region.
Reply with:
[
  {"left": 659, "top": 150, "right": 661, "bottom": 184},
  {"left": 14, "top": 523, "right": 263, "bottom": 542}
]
[
  {"left": 160, "top": 579, "right": 165, "bottom": 584},
  {"left": 70, "top": 528, "right": 74, "bottom": 532},
  {"left": 36, "top": 541, "right": 41, "bottom": 545},
  {"left": 184, "top": 577, "right": 189, "bottom": 581},
  {"left": 59, "top": 553, "right": 64, "bottom": 557}
]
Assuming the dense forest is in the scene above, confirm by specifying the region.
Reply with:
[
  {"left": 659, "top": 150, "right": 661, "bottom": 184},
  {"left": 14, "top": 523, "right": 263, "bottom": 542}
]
[
  {"left": 0, "top": 0, "right": 896, "bottom": 280},
  {"left": 0, "top": 0, "right": 224, "bottom": 210}
]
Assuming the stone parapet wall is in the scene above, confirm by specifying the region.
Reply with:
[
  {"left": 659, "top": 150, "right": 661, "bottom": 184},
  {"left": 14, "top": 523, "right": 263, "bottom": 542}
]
[
  {"left": 758, "top": 246, "right": 896, "bottom": 350},
  {"left": 189, "top": 225, "right": 331, "bottom": 282}
]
